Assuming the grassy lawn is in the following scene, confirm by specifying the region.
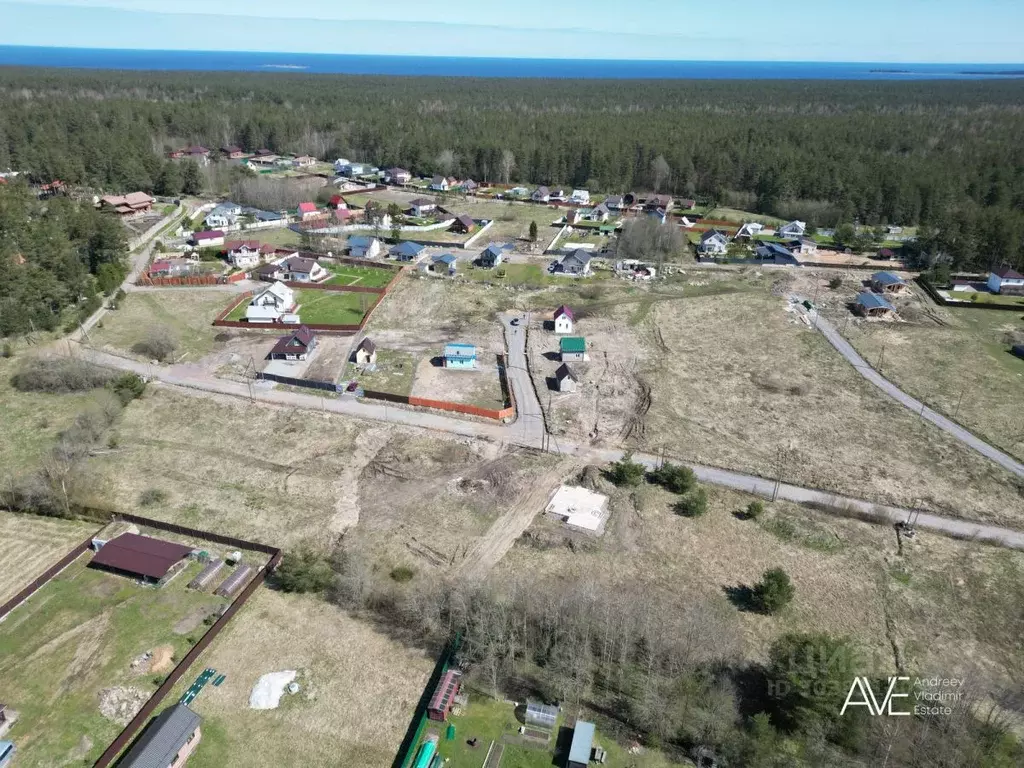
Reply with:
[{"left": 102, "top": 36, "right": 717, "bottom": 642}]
[
  {"left": 458, "top": 262, "right": 611, "bottom": 288},
  {"left": 344, "top": 348, "right": 417, "bottom": 396},
  {"left": 945, "top": 291, "right": 1024, "bottom": 308},
  {"left": 91, "top": 291, "right": 234, "bottom": 361},
  {"left": 248, "top": 227, "right": 302, "bottom": 249},
  {"left": 0, "top": 511, "right": 97, "bottom": 603},
  {"left": 296, "top": 289, "right": 371, "bottom": 325},
  {"left": 702, "top": 206, "right": 785, "bottom": 226},
  {"left": 225, "top": 295, "right": 250, "bottom": 321},
  {"left": 0, "top": 556, "right": 227, "bottom": 766},
  {"left": 323, "top": 263, "right": 396, "bottom": 288}
]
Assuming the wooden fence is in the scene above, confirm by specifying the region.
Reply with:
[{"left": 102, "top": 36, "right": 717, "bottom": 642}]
[{"left": 136, "top": 272, "right": 247, "bottom": 287}]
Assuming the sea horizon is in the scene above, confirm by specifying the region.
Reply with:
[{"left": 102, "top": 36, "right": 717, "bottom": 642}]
[{"left": 0, "top": 45, "right": 1022, "bottom": 80}]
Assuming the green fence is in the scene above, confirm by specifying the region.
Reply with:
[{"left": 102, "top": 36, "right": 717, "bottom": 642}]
[{"left": 392, "top": 633, "right": 463, "bottom": 768}]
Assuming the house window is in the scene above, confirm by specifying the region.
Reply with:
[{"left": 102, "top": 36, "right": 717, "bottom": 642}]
[{"left": 187, "top": 730, "right": 197, "bottom": 743}]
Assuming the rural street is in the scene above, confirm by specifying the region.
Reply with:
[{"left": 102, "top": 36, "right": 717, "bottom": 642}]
[
  {"left": 500, "top": 313, "right": 547, "bottom": 447},
  {"left": 797, "top": 300, "right": 1024, "bottom": 480}
]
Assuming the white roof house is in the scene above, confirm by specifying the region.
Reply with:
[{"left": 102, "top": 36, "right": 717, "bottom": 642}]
[
  {"left": 735, "top": 221, "right": 765, "bottom": 238},
  {"left": 569, "top": 189, "right": 591, "bottom": 205},
  {"left": 698, "top": 229, "right": 729, "bottom": 255},
  {"left": 245, "top": 281, "right": 296, "bottom": 323},
  {"left": 777, "top": 220, "right": 807, "bottom": 238}
]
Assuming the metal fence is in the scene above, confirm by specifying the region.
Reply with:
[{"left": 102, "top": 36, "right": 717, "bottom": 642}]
[{"left": 916, "top": 276, "right": 1024, "bottom": 313}]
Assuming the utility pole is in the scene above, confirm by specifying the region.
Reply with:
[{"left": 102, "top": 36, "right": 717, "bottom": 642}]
[
  {"left": 877, "top": 341, "right": 886, "bottom": 373},
  {"left": 953, "top": 388, "right": 966, "bottom": 421}
]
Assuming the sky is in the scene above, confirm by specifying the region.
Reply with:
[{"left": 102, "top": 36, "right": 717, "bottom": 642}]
[{"left": 1, "top": 0, "right": 1022, "bottom": 63}]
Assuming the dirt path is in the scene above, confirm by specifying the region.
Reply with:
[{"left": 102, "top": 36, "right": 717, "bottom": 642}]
[
  {"left": 330, "top": 427, "right": 392, "bottom": 533},
  {"left": 453, "top": 458, "right": 578, "bottom": 581}
]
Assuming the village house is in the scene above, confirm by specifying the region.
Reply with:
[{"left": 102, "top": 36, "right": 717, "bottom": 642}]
[
  {"left": 735, "top": 221, "right": 765, "bottom": 239},
  {"left": 385, "top": 168, "right": 412, "bottom": 184},
  {"left": 987, "top": 266, "right": 1024, "bottom": 295},
  {"left": 564, "top": 209, "right": 582, "bottom": 226},
  {"left": 553, "top": 305, "right": 574, "bottom": 334},
  {"left": 555, "top": 362, "right": 579, "bottom": 393},
  {"left": 333, "top": 158, "right": 351, "bottom": 173},
  {"left": 429, "top": 175, "right": 450, "bottom": 192},
  {"left": 480, "top": 244, "right": 505, "bottom": 268},
  {"left": 531, "top": 186, "right": 551, "bottom": 203},
  {"left": 205, "top": 201, "right": 242, "bottom": 229},
  {"left": 430, "top": 253, "right": 458, "bottom": 275},
  {"left": 584, "top": 202, "right": 611, "bottom": 222},
  {"left": 777, "top": 220, "right": 807, "bottom": 238},
  {"left": 556, "top": 249, "right": 593, "bottom": 276},
  {"left": 390, "top": 241, "right": 426, "bottom": 262},
  {"left": 854, "top": 291, "right": 897, "bottom": 320},
  {"left": 451, "top": 214, "right": 476, "bottom": 234},
  {"left": 642, "top": 194, "right": 673, "bottom": 214},
  {"left": 569, "top": 189, "right": 591, "bottom": 205},
  {"left": 99, "top": 192, "right": 154, "bottom": 218},
  {"left": 246, "top": 281, "right": 297, "bottom": 323},
  {"left": 191, "top": 230, "right": 225, "bottom": 248},
  {"left": 297, "top": 202, "right": 320, "bottom": 221},
  {"left": 407, "top": 198, "right": 436, "bottom": 217},
  {"left": 279, "top": 255, "right": 328, "bottom": 283},
  {"left": 870, "top": 271, "right": 910, "bottom": 294},
  {"left": 119, "top": 703, "right": 202, "bottom": 768},
  {"left": 148, "top": 258, "right": 196, "bottom": 278},
  {"left": 754, "top": 243, "right": 799, "bottom": 265},
  {"left": 604, "top": 195, "right": 625, "bottom": 210},
  {"left": 461, "top": 179, "right": 479, "bottom": 192},
  {"left": 698, "top": 230, "right": 729, "bottom": 256},
  {"left": 292, "top": 155, "right": 316, "bottom": 168},
  {"left": 328, "top": 194, "right": 348, "bottom": 210},
  {"left": 354, "top": 337, "right": 377, "bottom": 365},
  {"left": 349, "top": 236, "right": 383, "bottom": 259},
  {"left": 222, "top": 145, "right": 246, "bottom": 159},
  {"left": 785, "top": 237, "right": 818, "bottom": 256},
  {"left": 339, "top": 162, "right": 367, "bottom": 177},
  {"left": 225, "top": 240, "right": 272, "bottom": 269},
  {"left": 876, "top": 248, "right": 897, "bottom": 261},
  {"left": 443, "top": 343, "right": 477, "bottom": 369},
  {"left": 268, "top": 326, "right": 316, "bottom": 361},
  {"left": 647, "top": 208, "right": 668, "bottom": 224},
  {"left": 334, "top": 207, "right": 358, "bottom": 224},
  {"left": 559, "top": 336, "right": 587, "bottom": 362}
]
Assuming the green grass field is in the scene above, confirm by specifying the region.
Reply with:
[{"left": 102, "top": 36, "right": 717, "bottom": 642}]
[
  {"left": 322, "top": 263, "right": 397, "bottom": 288},
  {"left": 0, "top": 556, "right": 227, "bottom": 766},
  {"left": 457, "top": 262, "right": 611, "bottom": 287},
  {"left": 344, "top": 348, "right": 417, "bottom": 396},
  {"left": 296, "top": 289, "right": 372, "bottom": 325}
]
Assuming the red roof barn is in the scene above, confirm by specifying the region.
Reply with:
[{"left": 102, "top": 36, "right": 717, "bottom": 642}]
[
  {"left": 427, "top": 670, "right": 463, "bottom": 722},
  {"left": 89, "top": 533, "right": 193, "bottom": 584}
]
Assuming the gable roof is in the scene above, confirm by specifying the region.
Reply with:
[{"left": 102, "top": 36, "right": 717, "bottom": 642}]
[
  {"left": 700, "top": 229, "right": 727, "bottom": 243},
  {"left": 555, "top": 363, "right": 578, "bottom": 382},
  {"left": 755, "top": 243, "right": 796, "bottom": 261},
  {"left": 433, "top": 253, "right": 458, "bottom": 265},
  {"left": 431, "top": 175, "right": 446, "bottom": 185},
  {"left": 349, "top": 236, "right": 378, "bottom": 248},
  {"left": 225, "top": 239, "right": 261, "bottom": 252},
  {"left": 297, "top": 202, "right": 317, "bottom": 213},
  {"left": 390, "top": 241, "right": 425, "bottom": 257},
  {"left": 282, "top": 256, "right": 319, "bottom": 274},
  {"left": 90, "top": 533, "right": 192, "bottom": 580},
  {"left": 255, "top": 281, "right": 294, "bottom": 304},
  {"left": 559, "top": 336, "right": 586, "bottom": 353},
  {"left": 872, "top": 271, "right": 905, "bottom": 286},
  {"left": 119, "top": 704, "right": 202, "bottom": 768},
  {"left": 357, "top": 337, "right": 376, "bottom": 354},
  {"left": 561, "top": 249, "right": 592, "bottom": 266},
  {"left": 444, "top": 342, "right": 476, "bottom": 358},
  {"left": 270, "top": 326, "right": 315, "bottom": 356},
  {"left": 856, "top": 291, "right": 895, "bottom": 311},
  {"left": 993, "top": 266, "right": 1024, "bottom": 279},
  {"left": 533, "top": 186, "right": 550, "bottom": 197},
  {"left": 481, "top": 244, "right": 504, "bottom": 259},
  {"left": 408, "top": 197, "right": 433, "bottom": 207},
  {"left": 554, "top": 305, "right": 574, "bottom": 321},
  {"left": 455, "top": 214, "right": 475, "bottom": 229},
  {"left": 193, "top": 230, "right": 224, "bottom": 241}
]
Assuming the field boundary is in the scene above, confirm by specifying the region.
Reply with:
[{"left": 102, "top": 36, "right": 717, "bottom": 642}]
[{"left": 916, "top": 275, "right": 1024, "bottom": 312}]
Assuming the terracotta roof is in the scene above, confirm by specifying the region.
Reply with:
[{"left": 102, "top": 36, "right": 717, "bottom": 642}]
[
  {"left": 90, "top": 533, "right": 192, "bottom": 580},
  {"left": 297, "top": 202, "right": 317, "bottom": 214},
  {"left": 194, "top": 230, "right": 224, "bottom": 240},
  {"left": 225, "top": 240, "right": 261, "bottom": 252}
]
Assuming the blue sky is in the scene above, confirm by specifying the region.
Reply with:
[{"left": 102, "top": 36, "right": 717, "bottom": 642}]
[{"left": 1, "top": 0, "right": 1022, "bottom": 62}]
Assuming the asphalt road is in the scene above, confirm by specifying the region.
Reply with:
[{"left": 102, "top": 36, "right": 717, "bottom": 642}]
[{"left": 801, "top": 302, "right": 1024, "bottom": 480}]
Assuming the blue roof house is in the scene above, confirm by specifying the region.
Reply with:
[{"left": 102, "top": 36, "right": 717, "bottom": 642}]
[
  {"left": 431, "top": 253, "right": 458, "bottom": 275},
  {"left": 567, "top": 721, "right": 595, "bottom": 768},
  {"left": 390, "top": 241, "right": 426, "bottom": 262},
  {"left": 443, "top": 343, "right": 477, "bottom": 369},
  {"left": 480, "top": 244, "right": 504, "bottom": 268}
]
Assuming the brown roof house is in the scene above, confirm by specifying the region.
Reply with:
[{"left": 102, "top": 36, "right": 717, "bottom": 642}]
[
  {"left": 353, "top": 337, "right": 377, "bottom": 365},
  {"left": 451, "top": 214, "right": 476, "bottom": 234},
  {"left": 119, "top": 703, "right": 202, "bottom": 768},
  {"left": 268, "top": 326, "right": 316, "bottom": 361},
  {"left": 89, "top": 533, "right": 193, "bottom": 586},
  {"left": 100, "top": 192, "right": 154, "bottom": 218},
  {"left": 555, "top": 363, "right": 578, "bottom": 393}
]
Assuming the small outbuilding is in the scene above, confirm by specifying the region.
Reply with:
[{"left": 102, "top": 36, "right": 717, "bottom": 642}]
[
  {"left": 443, "top": 343, "right": 477, "bottom": 369},
  {"left": 479, "top": 244, "right": 504, "bottom": 268},
  {"left": 555, "top": 363, "right": 578, "bottom": 393},
  {"left": 567, "top": 721, "right": 596, "bottom": 768},
  {"left": 553, "top": 305, "right": 574, "bottom": 334},
  {"left": 390, "top": 241, "right": 426, "bottom": 262},
  {"left": 89, "top": 533, "right": 193, "bottom": 585},
  {"left": 451, "top": 214, "right": 476, "bottom": 234},
  {"left": 354, "top": 337, "right": 377, "bottom": 365},
  {"left": 559, "top": 336, "right": 587, "bottom": 362},
  {"left": 427, "top": 669, "right": 463, "bottom": 722},
  {"left": 214, "top": 565, "right": 254, "bottom": 598},
  {"left": 189, "top": 559, "right": 224, "bottom": 591},
  {"left": 870, "top": 271, "right": 909, "bottom": 294},
  {"left": 854, "top": 291, "right": 897, "bottom": 319},
  {"left": 525, "top": 702, "right": 558, "bottom": 730}
]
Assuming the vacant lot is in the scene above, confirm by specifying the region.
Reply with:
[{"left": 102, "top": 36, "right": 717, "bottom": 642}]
[
  {"left": 343, "top": 348, "right": 418, "bottom": 396},
  {"left": 0, "top": 511, "right": 98, "bottom": 603},
  {"left": 321, "top": 262, "right": 396, "bottom": 288},
  {"left": 452, "top": 198, "right": 562, "bottom": 245},
  {"left": 167, "top": 589, "right": 432, "bottom": 768},
  {"left": 498, "top": 478, "right": 1024, "bottom": 693},
  {"left": 0, "top": 555, "right": 227, "bottom": 767},
  {"left": 89, "top": 291, "right": 236, "bottom": 362},
  {"left": 296, "top": 289, "right": 372, "bottom": 325},
  {"left": 845, "top": 308, "right": 1024, "bottom": 461},
  {"left": 412, "top": 359, "right": 508, "bottom": 410}
]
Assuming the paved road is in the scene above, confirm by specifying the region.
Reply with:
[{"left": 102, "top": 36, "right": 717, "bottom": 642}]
[
  {"left": 797, "top": 300, "right": 1024, "bottom": 480},
  {"left": 499, "top": 312, "right": 546, "bottom": 448}
]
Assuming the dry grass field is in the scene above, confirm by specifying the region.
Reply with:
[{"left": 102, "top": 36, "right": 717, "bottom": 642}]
[
  {"left": 171, "top": 589, "right": 434, "bottom": 768},
  {"left": 844, "top": 308, "right": 1024, "bottom": 462},
  {"left": 88, "top": 291, "right": 238, "bottom": 362},
  {"left": 0, "top": 511, "right": 98, "bottom": 603},
  {"left": 498, "top": 479, "right": 1024, "bottom": 693}
]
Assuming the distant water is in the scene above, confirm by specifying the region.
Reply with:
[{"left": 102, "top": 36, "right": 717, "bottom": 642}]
[{"left": 0, "top": 46, "right": 1021, "bottom": 80}]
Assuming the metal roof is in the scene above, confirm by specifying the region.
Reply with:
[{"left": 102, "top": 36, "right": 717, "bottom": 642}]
[
  {"left": 554, "top": 305, "right": 574, "bottom": 320},
  {"left": 560, "top": 337, "right": 586, "bottom": 353},
  {"left": 856, "top": 291, "right": 894, "bottom": 311},
  {"left": 872, "top": 271, "right": 905, "bottom": 286},
  {"left": 391, "top": 241, "right": 425, "bottom": 256},
  {"left": 89, "top": 534, "right": 193, "bottom": 580},
  {"left": 444, "top": 343, "right": 476, "bottom": 358},
  {"left": 568, "top": 721, "right": 595, "bottom": 764},
  {"left": 119, "top": 704, "right": 201, "bottom": 768},
  {"left": 556, "top": 363, "right": 578, "bottom": 381}
]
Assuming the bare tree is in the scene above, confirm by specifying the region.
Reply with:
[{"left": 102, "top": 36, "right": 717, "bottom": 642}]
[
  {"left": 436, "top": 149, "right": 456, "bottom": 177},
  {"left": 499, "top": 149, "right": 516, "bottom": 185},
  {"left": 617, "top": 215, "right": 685, "bottom": 271},
  {"left": 651, "top": 154, "right": 671, "bottom": 193}
]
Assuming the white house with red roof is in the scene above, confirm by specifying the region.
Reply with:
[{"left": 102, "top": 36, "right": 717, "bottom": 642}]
[
  {"left": 553, "top": 305, "right": 574, "bottom": 334},
  {"left": 988, "top": 267, "right": 1024, "bottom": 295},
  {"left": 297, "top": 202, "right": 319, "bottom": 221},
  {"left": 191, "top": 229, "right": 225, "bottom": 248}
]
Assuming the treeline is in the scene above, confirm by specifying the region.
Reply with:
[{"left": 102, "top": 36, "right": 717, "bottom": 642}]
[
  {"left": 1, "top": 68, "right": 1022, "bottom": 270},
  {"left": 0, "top": 181, "right": 127, "bottom": 336},
  {"left": 318, "top": 546, "right": 1022, "bottom": 768}
]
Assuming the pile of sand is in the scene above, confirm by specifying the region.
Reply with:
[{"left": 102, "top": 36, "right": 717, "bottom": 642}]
[{"left": 249, "top": 670, "right": 297, "bottom": 710}]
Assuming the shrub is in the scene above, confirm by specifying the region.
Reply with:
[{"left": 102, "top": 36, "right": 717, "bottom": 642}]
[
  {"left": 753, "top": 567, "right": 795, "bottom": 614},
  {"left": 139, "top": 488, "right": 168, "bottom": 507},
  {"left": 130, "top": 327, "right": 178, "bottom": 362},
  {"left": 606, "top": 454, "right": 646, "bottom": 487},
  {"left": 1, "top": 342, "right": 13, "bottom": 358},
  {"left": 10, "top": 358, "right": 117, "bottom": 393},
  {"left": 647, "top": 461, "right": 696, "bottom": 494},
  {"left": 273, "top": 548, "right": 335, "bottom": 593},
  {"left": 745, "top": 500, "right": 765, "bottom": 520},
  {"left": 108, "top": 372, "right": 147, "bottom": 405},
  {"left": 828, "top": 276, "right": 843, "bottom": 289},
  {"left": 107, "top": 433, "right": 120, "bottom": 449},
  {"left": 390, "top": 565, "right": 415, "bottom": 583},
  {"left": 674, "top": 488, "right": 708, "bottom": 517}
]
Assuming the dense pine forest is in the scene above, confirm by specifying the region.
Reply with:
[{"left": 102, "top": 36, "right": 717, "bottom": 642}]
[{"left": 1, "top": 67, "right": 1023, "bottom": 276}]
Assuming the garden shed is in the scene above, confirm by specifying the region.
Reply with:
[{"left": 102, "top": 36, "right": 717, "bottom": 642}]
[{"left": 427, "top": 670, "right": 463, "bottom": 722}]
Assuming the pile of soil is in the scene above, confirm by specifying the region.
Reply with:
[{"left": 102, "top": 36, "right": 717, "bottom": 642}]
[{"left": 98, "top": 686, "right": 149, "bottom": 725}]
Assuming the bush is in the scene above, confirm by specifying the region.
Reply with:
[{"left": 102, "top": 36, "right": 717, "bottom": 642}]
[
  {"left": 273, "top": 548, "right": 335, "bottom": 593},
  {"left": 828, "top": 276, "right": 843, "bottom": 289},
  {"left": 745, "top": 500, "right": 765, "bottom": 520},
  {"left": 390, "top": 566, "right": 415, "bottom": 583},
  {"left": 1, "top": 342, "right": 13, "bottom": 358},
  {"left": 108, "top": 372, "right": 147, "bottom": 405},
  {"left": 130, "top": 327, "right": 178, "bottom": 362},
  {"left": 606, "top": 454, "right": 646, "bottom": 487},
  {"left": 10, "top": 358, "right": 117, "bottom": 393},
  {"left": 753, "top": 567, "right": 795, "bottom": 614},
  {"left": 139, "top": 488, "right": 168, "bottom": 507},
  {"left": 674, "top": 488, "right": 708, "bottom": 517},
  {"left": 647, "top": 461, "right": 696, "bottom": 494}
]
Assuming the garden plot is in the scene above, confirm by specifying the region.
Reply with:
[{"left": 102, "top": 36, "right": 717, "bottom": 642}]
[{"left": 0, "top": 511, "right": 97, "bottom": 603}]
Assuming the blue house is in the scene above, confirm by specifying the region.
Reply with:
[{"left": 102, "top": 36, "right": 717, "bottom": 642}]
[
  {"left": 443, "top": 343, "right": 477, "bottom": 369},
  {"left": 567, "top": 721, "right": 595, "bottom": 768},
  {"left": 480, "top": 244, "right": 504, "bottom": 268},
  {"left": 390, "top": 241, "right": 426, "bottom": 262},
  {"left": 431, "top": 253, "right": 458, "bottom": 275},
  {"left": 754, "top": 242, "right": 799, "bottom": 265}
]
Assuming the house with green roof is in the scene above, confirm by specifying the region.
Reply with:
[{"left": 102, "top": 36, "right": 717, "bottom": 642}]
[{"left": 559, "top": 336, "right": 587, "bottom": 362}]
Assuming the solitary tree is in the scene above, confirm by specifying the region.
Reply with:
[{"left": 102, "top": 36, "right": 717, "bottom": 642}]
[
  {"left": 436, "top": 148, "right": 456, "bottom": 177},
  {"left": 651, "top": 154, "right": 671, "bottom": 193},
  {"left": 529, "top": 220, "right": 538, "bottom": 242},
  {"left": 387, "top": 202, "right": 404, "bottom": 241},
  {"left": 754, "top": 567, "right": 795, "bottom": 614},
  {"left": 607, "top": 454, "right": 646, "bottom": 487},
  {"left": 500, "top": 149, "right": 516, "bottom": 185},
  {"left": 648, "top": 461, "right": 695, "bottom": 494},
  {"left": 180, "top": 160, "right": 203, "bottom": 195},
  {"left": 364, "top": 201, "right": 384, "bottom": 239}
]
